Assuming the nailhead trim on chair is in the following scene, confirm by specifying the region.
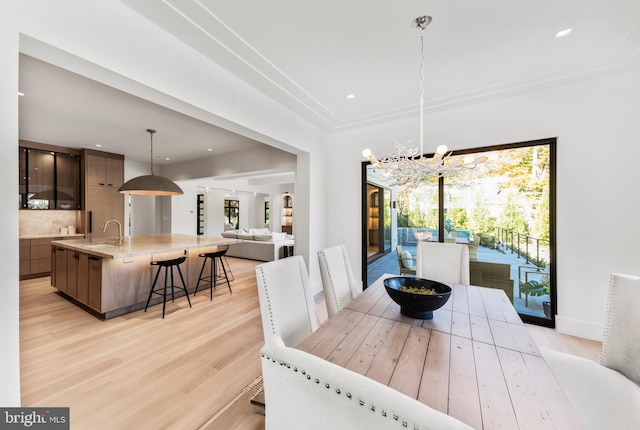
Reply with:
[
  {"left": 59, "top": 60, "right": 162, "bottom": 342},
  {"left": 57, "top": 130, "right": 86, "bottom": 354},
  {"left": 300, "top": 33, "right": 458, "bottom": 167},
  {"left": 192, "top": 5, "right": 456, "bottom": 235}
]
[
  {"left": 256, "top": 266, "right": 278, "bottom": 336},
  {"left": 261, "top": 353, "right": 422, "bottom": 430},
  {"left": 318, "top": 250, "right": 341, "bottom": 312},
  {"left": 600, "top": 273, "right": 616, "bottom": 365}
]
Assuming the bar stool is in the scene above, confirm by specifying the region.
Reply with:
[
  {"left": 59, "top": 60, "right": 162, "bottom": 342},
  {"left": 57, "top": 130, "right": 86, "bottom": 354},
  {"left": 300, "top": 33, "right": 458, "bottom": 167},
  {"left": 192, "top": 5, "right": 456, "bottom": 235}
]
[
  {"left": 194, "top": 247, "right": 232, "bottom": 300},
  {"left": 144, "top": 250, "right": 191, "bottom": 318}
]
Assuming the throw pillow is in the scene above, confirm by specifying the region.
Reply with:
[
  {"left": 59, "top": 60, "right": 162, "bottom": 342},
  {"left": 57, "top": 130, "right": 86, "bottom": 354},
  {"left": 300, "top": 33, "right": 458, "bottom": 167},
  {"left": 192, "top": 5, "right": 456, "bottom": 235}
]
[
  {"left": 253, "top": 233, "right": 273, "bottom": 242},
  {"left": 401, "top": 250, "right": 415, "bottom": 269},
  {"left": 237, "top": 232, "right": 255, "bottom": 240},
  {"left": 249, "top": 228, "right": 270, "bottom": 235},
  {"left": 221, "top": 231, "right": 238, "bottom": 239},
  {"left": 271, "top": 232, "right": 286, "bottom": 242}
]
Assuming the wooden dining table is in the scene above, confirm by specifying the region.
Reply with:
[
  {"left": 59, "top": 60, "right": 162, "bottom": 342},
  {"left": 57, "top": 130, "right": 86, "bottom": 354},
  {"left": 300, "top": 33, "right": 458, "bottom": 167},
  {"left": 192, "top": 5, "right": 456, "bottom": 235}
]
[{"left": 297, "top": 274, "right": 582, "bottom": 430}]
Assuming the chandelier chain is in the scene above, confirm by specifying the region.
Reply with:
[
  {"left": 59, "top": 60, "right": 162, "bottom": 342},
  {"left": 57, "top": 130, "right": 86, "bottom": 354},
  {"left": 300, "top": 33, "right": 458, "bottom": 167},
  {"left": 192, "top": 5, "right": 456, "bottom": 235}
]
[
  {"left": 361, "top": 15, "right": 494, "bottom": 185},
  {"left": 419, "top": 26, "right": 425, "bottom": 157}
]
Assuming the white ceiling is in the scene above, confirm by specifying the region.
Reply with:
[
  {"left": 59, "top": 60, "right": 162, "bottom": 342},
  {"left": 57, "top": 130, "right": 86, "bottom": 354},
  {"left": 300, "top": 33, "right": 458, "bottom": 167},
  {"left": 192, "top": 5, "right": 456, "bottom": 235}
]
[
  {"left": 18, "top": 0, "right": 640, "bottom": 168},
  {"left": 18, "top": 54, "right": 266, "bottom": 167}
]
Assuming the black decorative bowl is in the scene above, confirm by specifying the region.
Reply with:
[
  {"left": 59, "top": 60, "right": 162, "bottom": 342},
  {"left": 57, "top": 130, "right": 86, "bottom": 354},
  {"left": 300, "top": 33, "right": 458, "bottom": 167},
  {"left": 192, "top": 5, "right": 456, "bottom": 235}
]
[{"left": 383, "top": 277, "right": 452, "bottom": 320}]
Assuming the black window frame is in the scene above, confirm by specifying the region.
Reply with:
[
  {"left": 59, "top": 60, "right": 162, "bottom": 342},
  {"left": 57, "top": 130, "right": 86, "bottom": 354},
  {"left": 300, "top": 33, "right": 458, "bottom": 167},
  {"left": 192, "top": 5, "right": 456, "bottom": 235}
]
[{"left": 361, "top": 137, "right": 556, "bottom": 328}]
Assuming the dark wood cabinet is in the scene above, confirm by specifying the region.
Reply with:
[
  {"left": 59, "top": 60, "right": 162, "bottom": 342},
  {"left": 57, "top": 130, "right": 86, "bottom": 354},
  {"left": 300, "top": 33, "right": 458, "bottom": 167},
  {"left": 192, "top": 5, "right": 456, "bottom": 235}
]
[
  {"left": 19, "top": 239, "right": 30, "bottom": 277},
  {"left": 66, "top": 250, "right": 79, "bottom": 299},
  {"left": 75, "top": 253, "right": 90, "bottom": 305},
  {"left": 52, "top": 246, "right": 68, "bottom": 294},
  {"left": 56, "top": 152, "right": 81, "bottom": 209},
  {"left": 86, "top": 154, "right": 124, "bottom": 188},
  {"left": 21, "top": 237, "right": 77, "bottom": 280},
  {"left": 19, "top": 148, "right": 27, "bottom": 207},
  {"left": 282, "top": 194, "right": 293, "bottom": 233},
  {"left": 87, "top": 256, "right": 102, "bottom": 311},
  {"left": 51, "top": 247, "right": 102, "bottom": 312},
  {"left": 31, "top": 238, "right": 54, "bottom": 274},
  {"left": 22, "top": 148, "right": 54, "bottom": 209},
  {"left": 19, "top": 144, "right": 81, "bottom": 210},
  {"left": 81, "top": 150, "right": 124, "bottom": 237}
]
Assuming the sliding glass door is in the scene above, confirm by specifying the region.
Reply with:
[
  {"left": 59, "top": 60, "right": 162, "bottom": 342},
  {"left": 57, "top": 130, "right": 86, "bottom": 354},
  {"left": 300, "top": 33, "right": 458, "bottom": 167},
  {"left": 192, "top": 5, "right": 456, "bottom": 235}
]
[
  {"left": 365, "top": 183, "right": 392, "bottom": 262},
  {"left": 363, "top": 138, "right": 555, "bottom": 327}
]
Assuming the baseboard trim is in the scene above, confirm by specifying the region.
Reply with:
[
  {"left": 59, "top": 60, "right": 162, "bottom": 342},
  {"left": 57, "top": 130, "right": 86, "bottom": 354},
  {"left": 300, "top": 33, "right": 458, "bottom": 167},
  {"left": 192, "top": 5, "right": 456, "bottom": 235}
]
[{"left": 555, "top": 315, "right": 604, "bottom": 341}]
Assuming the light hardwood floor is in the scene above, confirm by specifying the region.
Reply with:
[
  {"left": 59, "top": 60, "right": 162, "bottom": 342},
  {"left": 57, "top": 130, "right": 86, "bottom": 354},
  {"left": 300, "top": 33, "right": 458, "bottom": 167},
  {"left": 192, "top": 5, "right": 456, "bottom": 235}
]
[
  {"left": 20, "top": 257, "right": 265, "bottom": 429},
  {"left": 20, "top": 262, "right": 601, "bottom": 429}
]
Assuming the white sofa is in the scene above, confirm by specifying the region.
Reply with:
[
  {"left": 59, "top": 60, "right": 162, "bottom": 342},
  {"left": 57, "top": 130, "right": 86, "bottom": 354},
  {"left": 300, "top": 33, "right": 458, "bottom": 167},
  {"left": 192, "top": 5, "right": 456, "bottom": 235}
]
[{"left": 221, "top": 228, "right": 293, "bottom": 261}]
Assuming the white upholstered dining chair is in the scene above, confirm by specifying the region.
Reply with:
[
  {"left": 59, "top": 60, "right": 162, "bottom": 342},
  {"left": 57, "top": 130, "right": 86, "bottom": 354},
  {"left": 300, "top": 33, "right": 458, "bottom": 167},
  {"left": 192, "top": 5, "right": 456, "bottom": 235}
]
[
  {"left": 600, "top": 273, "right": 640, "bottom": 383},
  {"left": 317, "top": 245, "right": 362, "bottom": 318},
  {"left": 416, "top": 241, "right": 470, "bottom": 285},
  {"left": 255, "top": 256, "right": 320, "bottom": 347},
  {"left": 542, "top": 273, "right": 640, "bottom": 430},
  {"left": 260, "top": 334, "right": 473, "bottom": 430}
]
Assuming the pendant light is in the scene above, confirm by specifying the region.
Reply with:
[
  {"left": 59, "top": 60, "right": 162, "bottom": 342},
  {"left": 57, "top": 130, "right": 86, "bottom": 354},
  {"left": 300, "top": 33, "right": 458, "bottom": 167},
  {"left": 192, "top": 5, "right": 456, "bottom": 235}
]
[{"left": 119, "top": 129, "right": 184, "bottom": 196}]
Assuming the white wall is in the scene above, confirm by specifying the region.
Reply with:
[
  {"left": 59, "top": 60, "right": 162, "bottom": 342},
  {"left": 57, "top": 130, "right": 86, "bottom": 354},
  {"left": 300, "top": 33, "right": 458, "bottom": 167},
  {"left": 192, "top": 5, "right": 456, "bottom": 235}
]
[
  {"left": 252, "top": 195, "right": 269, "bottom": 229},
  {"left": 204, "top": 188, "right": 227, "bottom": 235},
  {"left": 124, "top": 158, "right": 162, "bottom": 236},
  {"left": 0, "top": 3, "right": 21, "bottom": 406},
  {"left": 326, "top": 66, "right": 640, "bottom": 340},
  {"left": 170, "top": 181, "right": 200, "bottom": 235},
  {"left": 127, "top": 194, "right": 156, "bottom": 236},
  {"left": 170, "top": 180, "right": 271, "bottom": 236}
]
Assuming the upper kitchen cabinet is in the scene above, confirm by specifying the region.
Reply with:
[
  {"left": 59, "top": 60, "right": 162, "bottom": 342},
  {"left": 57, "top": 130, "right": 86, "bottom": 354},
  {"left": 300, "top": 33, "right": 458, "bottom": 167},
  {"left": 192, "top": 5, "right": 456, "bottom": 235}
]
[
  {"left": 81, "top": 149, "right": 124, "bottom": 238},
  {"left": 19, "top": 142, "right": 81, "bottom": 210},
  {"left": 56, "top": 152, "right": 81, "bottom": 209},
  {"left": 86, "top": 152, "right": 124, "bottom": 188}
]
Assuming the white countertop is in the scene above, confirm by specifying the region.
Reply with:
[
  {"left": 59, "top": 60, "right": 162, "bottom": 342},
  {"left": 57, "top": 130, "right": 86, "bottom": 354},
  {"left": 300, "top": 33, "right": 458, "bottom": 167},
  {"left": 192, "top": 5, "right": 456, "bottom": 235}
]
[
  {"left": 50, "top": 233, "right": 239, "bottom": 259},
  {"left": 21, "top": 233, "right": 86, "bottom": 240}
]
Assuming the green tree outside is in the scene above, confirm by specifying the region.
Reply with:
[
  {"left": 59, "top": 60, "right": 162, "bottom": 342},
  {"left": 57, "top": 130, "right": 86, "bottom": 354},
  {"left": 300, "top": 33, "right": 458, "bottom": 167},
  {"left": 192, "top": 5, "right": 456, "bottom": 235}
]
[{"left": 499, "top": 194, "right": 529, "bottom": 234}]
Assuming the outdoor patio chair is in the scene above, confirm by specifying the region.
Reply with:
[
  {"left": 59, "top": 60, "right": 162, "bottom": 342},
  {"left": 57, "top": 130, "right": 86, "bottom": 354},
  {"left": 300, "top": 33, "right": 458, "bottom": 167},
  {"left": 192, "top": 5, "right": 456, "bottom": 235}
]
[
  {"left": 469, "top": 260, "right": 514, "bottom": 302},
  {"left": 518, "top": 264, "right": 549, "bottom": 306},
  {"left": 396, "top": 245, "right": 416, "bottom": 276},
  {"left": 468, "top": 239, "right": 479, "bottom": 260}
]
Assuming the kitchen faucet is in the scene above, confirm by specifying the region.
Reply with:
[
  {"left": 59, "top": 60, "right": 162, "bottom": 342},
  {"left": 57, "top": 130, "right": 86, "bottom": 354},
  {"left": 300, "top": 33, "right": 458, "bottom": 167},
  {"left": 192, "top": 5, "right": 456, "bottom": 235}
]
[{"left": 103, "top": 219, "right": 123, "bottom": 245}]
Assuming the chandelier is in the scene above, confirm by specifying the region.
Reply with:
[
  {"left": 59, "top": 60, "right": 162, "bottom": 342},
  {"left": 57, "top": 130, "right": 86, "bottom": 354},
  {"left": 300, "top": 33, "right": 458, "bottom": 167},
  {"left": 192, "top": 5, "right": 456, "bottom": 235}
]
[{"left": 362, "top": 16, "right": 488, "bottom": 185}]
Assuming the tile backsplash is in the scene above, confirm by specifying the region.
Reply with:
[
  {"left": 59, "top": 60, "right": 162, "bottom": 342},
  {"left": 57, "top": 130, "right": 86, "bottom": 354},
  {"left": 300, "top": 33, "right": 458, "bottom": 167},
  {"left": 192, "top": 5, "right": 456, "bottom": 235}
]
[{"left": 19, "top": 210, "right": 79, "bottom": 236}]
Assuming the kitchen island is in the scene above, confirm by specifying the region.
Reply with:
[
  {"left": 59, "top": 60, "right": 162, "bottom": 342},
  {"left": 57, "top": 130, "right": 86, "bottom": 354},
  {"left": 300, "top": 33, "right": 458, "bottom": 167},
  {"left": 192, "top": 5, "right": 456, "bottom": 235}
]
[{"left": 50, "top": 234, "right": 239, "bottom": 319}]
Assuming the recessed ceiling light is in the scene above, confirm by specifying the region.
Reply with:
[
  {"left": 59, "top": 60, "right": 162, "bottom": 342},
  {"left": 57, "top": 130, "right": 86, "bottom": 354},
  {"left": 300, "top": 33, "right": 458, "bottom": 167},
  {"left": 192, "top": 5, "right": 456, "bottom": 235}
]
[
  {"left": 165, "top": 157, "right": 170, "bottom": 161},
  {"left": 95, "top": 144, "right": 103, "bottom": 148},
  {"left": 207, "top": 148, "right": 213, "bottom": 151},
  {"left": 555, "top": 28, "right": 572, "bottom": 38},
  {"left": 346, "top": 94, "right": 355, "bottom": 99},
  {"left": 18, "top": 92, "right": 25, "bottom": 97}
]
